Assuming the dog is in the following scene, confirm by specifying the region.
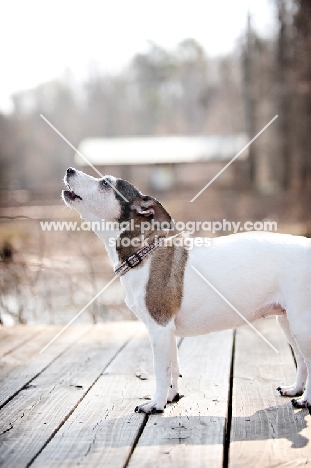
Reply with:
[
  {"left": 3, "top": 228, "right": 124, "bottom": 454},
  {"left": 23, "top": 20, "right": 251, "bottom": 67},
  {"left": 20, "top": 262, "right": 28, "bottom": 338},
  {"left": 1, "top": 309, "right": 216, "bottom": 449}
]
[{"left": 62, "top": 167, "right": 311, "bottom": 413}]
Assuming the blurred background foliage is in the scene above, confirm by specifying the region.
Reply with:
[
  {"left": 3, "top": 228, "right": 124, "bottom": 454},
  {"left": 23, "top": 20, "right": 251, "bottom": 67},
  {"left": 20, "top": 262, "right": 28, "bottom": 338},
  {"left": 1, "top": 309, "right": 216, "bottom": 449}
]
[{"left": 0, "top": 38, "right": 243, "bottom": 195}]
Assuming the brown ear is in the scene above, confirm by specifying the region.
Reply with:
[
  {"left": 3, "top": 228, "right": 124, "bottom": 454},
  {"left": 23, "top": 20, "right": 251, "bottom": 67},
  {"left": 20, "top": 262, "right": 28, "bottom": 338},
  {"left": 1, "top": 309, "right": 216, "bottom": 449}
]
[{"left": 131, "top": 196, "right": 172, "bottom": 225}]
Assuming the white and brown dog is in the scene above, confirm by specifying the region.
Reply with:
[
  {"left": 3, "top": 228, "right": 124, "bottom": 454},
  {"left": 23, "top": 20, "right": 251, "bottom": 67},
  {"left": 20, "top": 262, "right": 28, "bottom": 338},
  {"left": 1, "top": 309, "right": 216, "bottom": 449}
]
[{"left": 62, "top": 167, "right": 311, "bottom": 413}]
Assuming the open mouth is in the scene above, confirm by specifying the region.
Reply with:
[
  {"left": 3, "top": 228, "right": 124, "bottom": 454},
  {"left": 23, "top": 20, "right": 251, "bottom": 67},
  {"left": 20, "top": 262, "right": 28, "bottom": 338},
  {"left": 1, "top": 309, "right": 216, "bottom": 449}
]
[{"left": 64, "top": 184, "right": 83, "bottom": 201}]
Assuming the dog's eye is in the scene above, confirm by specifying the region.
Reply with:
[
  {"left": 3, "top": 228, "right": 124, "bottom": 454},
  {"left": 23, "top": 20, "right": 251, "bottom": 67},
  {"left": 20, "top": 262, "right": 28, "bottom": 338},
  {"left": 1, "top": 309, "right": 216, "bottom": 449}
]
[{"left": 100, "top": 179, "right": 109, "bottom": 187}]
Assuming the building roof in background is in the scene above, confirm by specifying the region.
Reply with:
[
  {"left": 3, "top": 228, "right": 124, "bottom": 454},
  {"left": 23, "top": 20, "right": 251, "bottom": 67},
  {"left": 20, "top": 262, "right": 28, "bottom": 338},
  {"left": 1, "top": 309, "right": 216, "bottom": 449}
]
[{"left": 75, "top": 134, "right": 249, "bottom": 166}]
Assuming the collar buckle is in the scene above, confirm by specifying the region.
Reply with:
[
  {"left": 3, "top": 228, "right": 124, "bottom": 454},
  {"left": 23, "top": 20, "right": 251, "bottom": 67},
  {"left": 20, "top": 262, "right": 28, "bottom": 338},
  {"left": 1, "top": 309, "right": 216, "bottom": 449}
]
[{"left": 126, "top": 252, "right": 142, "bottom": 268}]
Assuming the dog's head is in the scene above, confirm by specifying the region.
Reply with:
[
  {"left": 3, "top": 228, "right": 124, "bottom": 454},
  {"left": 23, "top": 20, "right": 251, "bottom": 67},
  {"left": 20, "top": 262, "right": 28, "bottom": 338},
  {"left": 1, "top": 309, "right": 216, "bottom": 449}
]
[{"left": 62, "top": 168, "right": 171, "bottom": 226}]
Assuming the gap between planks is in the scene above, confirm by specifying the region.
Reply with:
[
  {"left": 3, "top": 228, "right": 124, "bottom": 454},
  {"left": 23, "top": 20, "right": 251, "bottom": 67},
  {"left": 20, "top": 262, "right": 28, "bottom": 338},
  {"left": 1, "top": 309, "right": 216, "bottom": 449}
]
[{"left": 0, "top": 324, "right": 92, "bottom": 409}]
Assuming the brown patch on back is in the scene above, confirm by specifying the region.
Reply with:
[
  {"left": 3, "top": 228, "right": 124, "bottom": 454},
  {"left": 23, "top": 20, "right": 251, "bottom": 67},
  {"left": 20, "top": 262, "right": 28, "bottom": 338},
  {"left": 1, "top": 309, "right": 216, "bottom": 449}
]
[{"left": 145, "top": 242, "right": 188, "bottom": 326}]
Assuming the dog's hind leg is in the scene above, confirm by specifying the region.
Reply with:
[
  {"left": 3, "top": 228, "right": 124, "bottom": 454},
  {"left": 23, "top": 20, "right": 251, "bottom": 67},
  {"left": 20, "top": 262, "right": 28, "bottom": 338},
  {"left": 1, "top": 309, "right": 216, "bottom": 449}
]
[
  {"left": 167, "top": 336, "right": 182, "bottom": 403},
  {"left": 135, "top": 321, "right": 175, "bottom": 414},
  {"left": 276, "top": 315, "right": 307, "bottom": 397},
  {"left": 287, "top": 313, "right": 311, "bottom": 409}
]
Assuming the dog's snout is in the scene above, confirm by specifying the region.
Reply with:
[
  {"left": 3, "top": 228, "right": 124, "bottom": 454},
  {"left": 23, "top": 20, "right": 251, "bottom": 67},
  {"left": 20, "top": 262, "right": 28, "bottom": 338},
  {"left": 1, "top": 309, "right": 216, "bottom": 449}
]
[{"left": 67, "top": 167, "right": 76, "bottom": 175}]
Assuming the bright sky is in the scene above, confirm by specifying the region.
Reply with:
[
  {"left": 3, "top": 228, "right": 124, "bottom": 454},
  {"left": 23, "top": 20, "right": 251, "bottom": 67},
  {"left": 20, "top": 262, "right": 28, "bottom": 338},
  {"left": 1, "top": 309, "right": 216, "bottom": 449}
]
[{"left": 1, "top": 0, "right": 275, "bottom": 113}]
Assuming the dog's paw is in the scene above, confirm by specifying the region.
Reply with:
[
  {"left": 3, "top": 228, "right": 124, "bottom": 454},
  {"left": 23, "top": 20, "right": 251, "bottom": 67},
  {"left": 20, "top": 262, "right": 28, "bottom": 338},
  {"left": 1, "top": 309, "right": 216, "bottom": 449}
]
[
  {"left": 167, "top": 392, "right": 183, "bottom": 403},
  {"left": 291, "top": 397, "right": 311, "bottom": 409},
  {"left": 134, "top": 399, "right": 165, "bottom": 414},
  {"left": 277, "top": 385, "right": 303, "bottom": 397}
]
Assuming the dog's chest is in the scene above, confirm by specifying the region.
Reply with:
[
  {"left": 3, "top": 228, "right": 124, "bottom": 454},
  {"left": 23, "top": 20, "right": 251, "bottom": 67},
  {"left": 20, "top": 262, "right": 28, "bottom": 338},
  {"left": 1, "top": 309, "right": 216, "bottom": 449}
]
[{"left": 120, "top": 260, "right": 152, "bottom": 323}]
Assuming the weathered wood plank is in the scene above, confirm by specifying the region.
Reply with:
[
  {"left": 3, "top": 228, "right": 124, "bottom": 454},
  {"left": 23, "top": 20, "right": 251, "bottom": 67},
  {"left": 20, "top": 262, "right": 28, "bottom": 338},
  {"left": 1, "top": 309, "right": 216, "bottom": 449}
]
[
  {"left": 0, "top": 324, "right": 91, "bottom": 407},
  {"left": 229, "top": 318, "right": 311, "bottom": 467},
  {"left": 32, "top": 323, "right": 154, "bottom": 468},
  {"left": 128, "top": 330, "right": 234, "bottom": 468},
  {"left": 0, "top": 325, "right": 46, "bottom": 358},
  {"left": 0, "top": 322, "right": 137, "bottom": 468}
]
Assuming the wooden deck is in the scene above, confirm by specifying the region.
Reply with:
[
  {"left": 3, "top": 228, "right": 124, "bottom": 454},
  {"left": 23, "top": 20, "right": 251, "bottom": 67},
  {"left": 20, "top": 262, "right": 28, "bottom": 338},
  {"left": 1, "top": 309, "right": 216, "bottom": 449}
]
[{"left": 0, "top": 319, "right": 310, "bottom": 467}]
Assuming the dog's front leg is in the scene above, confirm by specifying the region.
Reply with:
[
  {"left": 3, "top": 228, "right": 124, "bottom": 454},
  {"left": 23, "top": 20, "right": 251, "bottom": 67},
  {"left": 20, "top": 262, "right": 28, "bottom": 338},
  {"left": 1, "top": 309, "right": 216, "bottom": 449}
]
[
  {"left": 167, "top": 336, "right": 182, "bottom": 403},
  {"left": 135, "top": 323, "right": 174, "bottom": 414}
]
